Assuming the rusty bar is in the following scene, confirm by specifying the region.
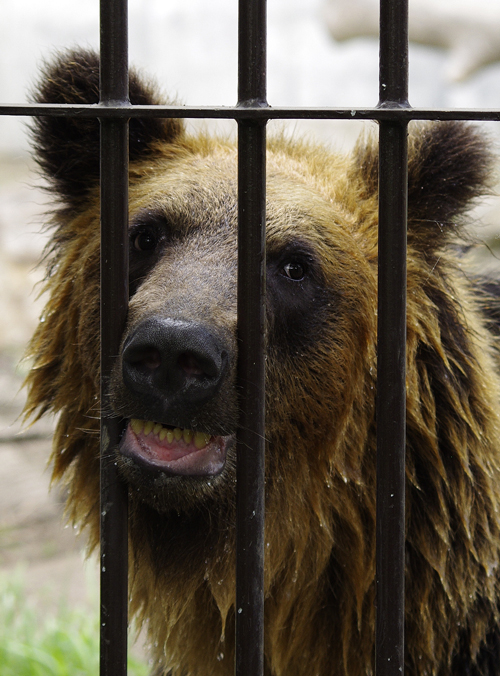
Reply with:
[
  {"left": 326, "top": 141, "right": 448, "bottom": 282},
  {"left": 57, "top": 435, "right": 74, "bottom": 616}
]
[
  {"left": 235, "top": 0, "right": 268, "bottom": 675},
  {"left": 99, "top": 0, "right": 130, "bottom": 674},
  {"left": 376, "top": 0, "right": 409, "bottom": 675}
]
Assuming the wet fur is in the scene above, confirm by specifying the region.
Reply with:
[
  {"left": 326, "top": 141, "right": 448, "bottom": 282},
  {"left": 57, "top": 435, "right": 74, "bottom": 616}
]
[{"left": 25, "top": 49, "right": 500, "bottom": 675}]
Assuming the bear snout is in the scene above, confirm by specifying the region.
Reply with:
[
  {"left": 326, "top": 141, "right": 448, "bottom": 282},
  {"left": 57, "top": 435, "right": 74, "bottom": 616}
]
[{"left": 121, "top": 317, "right": 230, "bottom": 421}]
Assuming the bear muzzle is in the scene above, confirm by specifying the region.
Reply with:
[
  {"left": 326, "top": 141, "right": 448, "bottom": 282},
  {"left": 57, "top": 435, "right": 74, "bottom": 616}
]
[{"left": 113, "top": 316, "right": 236, "bottom": 478}]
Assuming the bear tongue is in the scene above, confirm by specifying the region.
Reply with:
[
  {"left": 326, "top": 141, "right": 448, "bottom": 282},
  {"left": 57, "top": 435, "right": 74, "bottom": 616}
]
[{"left": 120, "top": 424, "right": 226, "bottom": 476}]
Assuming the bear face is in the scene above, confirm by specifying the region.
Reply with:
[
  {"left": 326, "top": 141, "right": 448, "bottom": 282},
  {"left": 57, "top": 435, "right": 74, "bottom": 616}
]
[
  {"left": 109, "top": 146, "right": 375, "bottom": 515},
  {"left": 25, "top": 49, "right": 500, "bottom": 676}
]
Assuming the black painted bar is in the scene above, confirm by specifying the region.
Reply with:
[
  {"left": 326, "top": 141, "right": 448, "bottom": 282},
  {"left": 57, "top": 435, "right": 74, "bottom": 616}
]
[
  {"left": 2, "top": 103, "right": 500, "bottom": 122},
  {"left": 235, "top": 1, "right": 267, "bottom": 675},
  {"left": 236, "top": 121, "right": 267, "bottom": 676},
  {"left": 379, "top": 0, "right": 408, "bottom": 106},
  {"left": 99, "top": 1, "right": 130, "bottom": 675},
  {"left": 376, "top": 1, "right": 408, "bottom": 675}
]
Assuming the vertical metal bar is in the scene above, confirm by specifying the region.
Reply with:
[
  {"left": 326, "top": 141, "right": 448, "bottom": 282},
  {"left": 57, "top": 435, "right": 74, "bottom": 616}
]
[
  {"left": 99, "top": 1, "right": 130, "bottom": 675},
  {"left": 379, "top": 0, "right": 409, "bottom": 107},
  {"left": 376, "top": 1, "right": 408, "bottom": 676},
  {"left": 236, "top": 1, "right": 267, "bottom": 675}
]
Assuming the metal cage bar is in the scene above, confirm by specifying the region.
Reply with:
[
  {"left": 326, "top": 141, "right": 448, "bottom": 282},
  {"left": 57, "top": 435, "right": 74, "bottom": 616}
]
[
  {"left": 2, "top": 103, "right": 500, "bottom": 122},
  {"left": 235, "top": 1, "right": 267, "bottom": 674},
  {"left": 375, "top": 0, "right": 409, "bottom": 676},
  {"left": 99, "top": 1, "right": 130, "bottom": 674},
  {"left": 376, "top": 1, "right": 409, "bottom": 675}
]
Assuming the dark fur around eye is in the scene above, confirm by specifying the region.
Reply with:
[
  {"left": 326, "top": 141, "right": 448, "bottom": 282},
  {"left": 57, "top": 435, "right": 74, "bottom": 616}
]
[
  {"left": 129, "top": 213, "right": 172, "bottom": 292},
  {"left": 267, "top": 243, "right": 329, "bottom": 353}
]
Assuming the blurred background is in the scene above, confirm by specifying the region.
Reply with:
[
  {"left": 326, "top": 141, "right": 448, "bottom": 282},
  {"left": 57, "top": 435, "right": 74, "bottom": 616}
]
[{"left": 0, "top": 0, "right": 499, "bottom": 670}]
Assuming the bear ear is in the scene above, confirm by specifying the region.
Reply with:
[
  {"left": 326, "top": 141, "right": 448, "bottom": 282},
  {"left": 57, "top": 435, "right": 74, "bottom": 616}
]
[
  {"left": 353, "top": 121, "right": 495, "bottom": 253},
  {"left": 30, "top": 49, "right": 184, "bottom": 208}
]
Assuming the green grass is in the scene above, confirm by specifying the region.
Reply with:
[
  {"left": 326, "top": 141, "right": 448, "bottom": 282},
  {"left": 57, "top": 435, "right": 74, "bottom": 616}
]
[{"left": 0, "top": 573, "right": 149, "bottom": 676}]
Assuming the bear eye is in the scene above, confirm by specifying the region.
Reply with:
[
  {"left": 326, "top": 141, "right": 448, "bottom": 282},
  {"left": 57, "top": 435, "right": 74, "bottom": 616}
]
[
  {"left": 282, "top": 261, "right": 305, "bottom": 281},
  {"left": 133, "top": 229, "right": 158, "bottom": 252}
]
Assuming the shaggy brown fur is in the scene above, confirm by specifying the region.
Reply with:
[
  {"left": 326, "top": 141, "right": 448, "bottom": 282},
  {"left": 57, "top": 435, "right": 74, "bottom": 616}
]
[{"left": 25, "top": 49, "right": 500, "bottom": 676}]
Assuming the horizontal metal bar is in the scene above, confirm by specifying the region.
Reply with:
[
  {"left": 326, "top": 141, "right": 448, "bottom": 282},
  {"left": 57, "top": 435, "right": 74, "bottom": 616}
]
[{"left": 1, "top": 103, "right": 500, "bottom": 121}]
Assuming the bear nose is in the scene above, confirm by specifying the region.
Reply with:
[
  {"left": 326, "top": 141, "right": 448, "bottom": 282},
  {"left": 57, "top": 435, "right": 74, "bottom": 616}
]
[{"left": 122, "top": 317, "right": 228, "bottom": 408}]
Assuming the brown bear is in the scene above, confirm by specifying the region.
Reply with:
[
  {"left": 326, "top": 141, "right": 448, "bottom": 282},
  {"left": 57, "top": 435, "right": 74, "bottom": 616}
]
[{"left": 24, "top": 49, "right": 500, "bottom": 676}]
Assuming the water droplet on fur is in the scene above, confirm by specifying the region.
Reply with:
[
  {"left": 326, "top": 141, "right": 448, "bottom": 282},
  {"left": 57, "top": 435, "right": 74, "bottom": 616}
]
[
  {"left": 217, "top": 652, "right": 224, "bottom": 661},
  {"left": 102, "top": 566, "right": 106, "bottom": 572},
  {"left": 238, "top": 608, "right": 243, "bottom": 614}
]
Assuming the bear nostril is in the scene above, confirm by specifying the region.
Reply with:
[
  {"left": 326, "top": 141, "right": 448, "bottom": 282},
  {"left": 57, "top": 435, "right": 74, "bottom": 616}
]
[
  {"left": 178, "top": 352, "right": 205, "bottom": 378},
  {"left": 127, "top": 346, "right": 162, "bottom": 371}
]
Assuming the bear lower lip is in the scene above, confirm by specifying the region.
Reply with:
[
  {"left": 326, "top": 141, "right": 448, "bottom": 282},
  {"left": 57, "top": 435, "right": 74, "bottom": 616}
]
[{"left": 119, "top": 419, "right": 228, "bottom": 476}]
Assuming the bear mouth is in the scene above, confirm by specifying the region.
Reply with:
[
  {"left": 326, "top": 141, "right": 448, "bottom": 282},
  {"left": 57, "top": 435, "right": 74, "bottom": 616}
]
[{"left": 119, "top": 418, "right": 229, "bottom": 476}]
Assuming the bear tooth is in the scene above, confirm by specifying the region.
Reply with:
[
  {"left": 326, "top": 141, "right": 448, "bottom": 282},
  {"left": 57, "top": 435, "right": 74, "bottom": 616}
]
[
  {"left": 183, "top": 429, "right": 193, "bottom": 444},
  {"left": 173, "top": 428, "right": 183, "bottom": 441},
  {"left": 159, "top": 428, "right": 167, "bottom": 441},
  {"left": 166, "top": 430, "right": 174, "bottom": 443},
  {"left": 130, "top": 418, "right": 144, "bottom": 434},
  {"left": 153, "top": 423, "right": 162, "bottom": 436},
  {"left": 194, "top": 432, "right": 211, "bottom": 449},
  {"left": 144, "top": 420, "right": 155, "bottom": 436}
]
